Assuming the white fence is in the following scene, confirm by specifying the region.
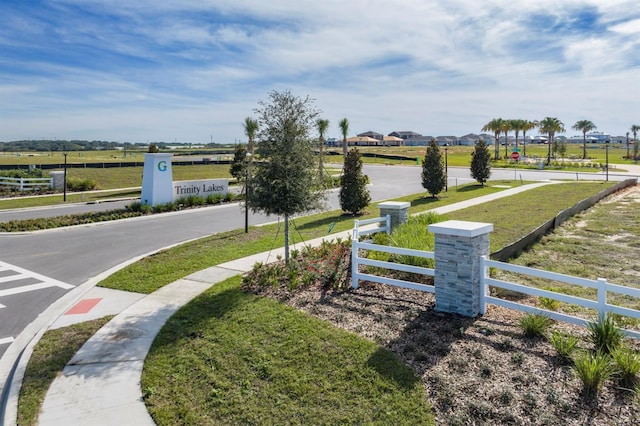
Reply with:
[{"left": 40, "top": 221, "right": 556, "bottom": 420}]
[
  {"left": 350, "top": 218, "right": 640, "bottom": 339},
  {"left": 351, "top": 216, "right": 435, "bottom": 293},
  {"left": 0, "top": 176, "right": 53, "bottom": 191},
  {"left": 481, "top": 256, "right": 640, "bottom": 338}
]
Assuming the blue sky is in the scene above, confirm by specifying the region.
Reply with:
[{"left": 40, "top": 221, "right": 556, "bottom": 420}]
[{"left": 1, "top": 0, "right": 638, "bottom": 143}]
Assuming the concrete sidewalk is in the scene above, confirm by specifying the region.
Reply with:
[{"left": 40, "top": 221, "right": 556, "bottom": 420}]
[{"left": 7, "top": 182, "right": 553, "bottom": 425}]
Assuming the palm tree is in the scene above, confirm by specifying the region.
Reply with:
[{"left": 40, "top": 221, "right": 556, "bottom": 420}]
[
  {"left": 521, "top": 119, "right": 538, "bottom": 157},
  {"left": 631, "top": 125, "right": 640, "bottom": 144},
  {"left": 632, "top": 125, "right": 640, "bottom": 160},
  {"left": 500, "top": 119, "right": 512, "bottom": 158},
  {"left": 538, "top": 117, "right": 565, "bottom": 165},
  {"left": 316, "top": 118, "right": 329, "bottom": 179},
  {"left": 481, "top": 118, "right": 504, "bottom": 160},
  {"left": 243, "top": 117, "right": 259, "bottom": 157},
  {"left": 572, "top": 120, "right": 597, "bottom": 160},
  {"left": 339, "top": 118, "right": 349, "bottom": 158},
  {"left": 510, "top": 119, "right": 527, "bottom": 150}
]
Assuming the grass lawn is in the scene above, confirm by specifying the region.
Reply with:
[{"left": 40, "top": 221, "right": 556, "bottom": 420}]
[
  {"left": 141, "top": 276, "right": 434, "bottom": 425},
  {"left": 17, "top": 317, "right": 113, "bottom": 426}
]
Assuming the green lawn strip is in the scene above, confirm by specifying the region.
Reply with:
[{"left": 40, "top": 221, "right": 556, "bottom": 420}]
[
  {"left": 17, "top": 316, "right": 113, "bottom": 426},
  {"left": 98, "top": 182, "right": 518, "bottom": 293},
  {"left": 66, "top": 164, "right": 233, "bottom": 190},
  {"left": 0, "top": 189, "right": 140, "bottom": 210},
  {"left": 447, "top": 181, "right": 614, "bottom": 251},
  {"left": 141, "top": 276, "right": 433, "bottom": 425}
]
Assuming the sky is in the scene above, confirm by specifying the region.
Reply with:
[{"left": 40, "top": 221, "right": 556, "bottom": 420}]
[{"left": 0, "top": 0, "right": 639, "bottom": 144}]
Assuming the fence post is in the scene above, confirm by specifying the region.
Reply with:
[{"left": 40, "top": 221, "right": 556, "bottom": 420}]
[
  {"left": 378, "top": 201, "right": 409, "bottom": 233},
  {"left": 351, "top": 223, "right": 359, "bottom": 289},
  {"left": 479, "top": 255, "right": 489, "bottom": 315},
  {"left": 19, "top": 177, "right": 24, "bottom": 191},
  {"left": 597, "top": 278, "right": 607, "bottom": 320},
  {"left": 428, "top": 220, "right": 493, "bottom": 317}
]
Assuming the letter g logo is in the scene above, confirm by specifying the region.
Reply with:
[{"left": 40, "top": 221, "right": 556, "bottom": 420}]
[{"left": 158, "top": 161, "right": 167, "bottom": 172}]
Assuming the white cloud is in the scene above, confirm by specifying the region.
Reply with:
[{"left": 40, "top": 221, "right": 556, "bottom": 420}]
[{"left": 0, "top": 0, "right": 638, "bottom": 142}]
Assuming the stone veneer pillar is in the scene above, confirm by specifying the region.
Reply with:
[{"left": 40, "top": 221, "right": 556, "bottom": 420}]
[
  {"left": 49, "top": 171, "right": 65, "bottom": 190},
  {"left": 378, "top": 201, "right": 410, "bottom": 232},
  {"left": 428, "top": 220, "right": 493, "bottom": 317}
]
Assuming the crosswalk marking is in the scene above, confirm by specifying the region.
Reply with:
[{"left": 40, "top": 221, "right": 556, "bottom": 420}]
[
  {"left": 0, "top": 337, "right": 14, "bottom": 345},
  {"left": 0, "top": 261, "right": 74, "bottom": 304},
  {"left": 0, "top": 273, "right": 27, "bottom": 284}
]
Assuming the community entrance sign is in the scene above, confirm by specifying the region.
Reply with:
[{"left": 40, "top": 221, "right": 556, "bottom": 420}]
[
  {"left": 141, "top": 153, "right": 229, "bottom": 206},
  {"left": 141, "top": 153, "right": 174, "bottom": 206}
]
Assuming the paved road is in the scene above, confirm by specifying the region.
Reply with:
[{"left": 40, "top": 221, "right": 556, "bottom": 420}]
[{"left": 0, "top": 164, "right": 636, "bottom": 360}]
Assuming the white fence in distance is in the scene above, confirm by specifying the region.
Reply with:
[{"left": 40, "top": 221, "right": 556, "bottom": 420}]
[
  {"left": 0, "top": 176, "right": 53, "bottom": 191},
  {"left": 481, "top": 256, "right": 640, "bottom": 339},
  {"left": 351, "top": 216, "right": 435, "bottom": 293}
]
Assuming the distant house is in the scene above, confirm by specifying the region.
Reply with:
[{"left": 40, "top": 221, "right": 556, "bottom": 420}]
[
  {"left": 357, "top": 131, "right": 384, "bottom": 142},
  {"left": 435, "top": 136, "right": 458, "bottom": 146},
  {"left": 404, "top": 136, "right": 433, "bottom": 146},
  {"left": 382, "top": 135, "right": 404, "bottom": 146},
  {"left": 389, "top": 131, "right": 423, "bottom": 140},
  {"left": 458, "top": 133, "right": 481, "bottom": 146},
  {"left": 346, "top": 136, "right": 381, "bottom": 146}
]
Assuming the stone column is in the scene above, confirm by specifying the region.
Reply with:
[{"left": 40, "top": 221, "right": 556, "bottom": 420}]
[
  {"left": 49, "top": 171, "right": 65, "bottom": 190},
  {"left": 428, "top": 220, "right": 493, "bottom": 317},
  {"left": 378, "top": 201, "right": 410, "bottom": 232}
]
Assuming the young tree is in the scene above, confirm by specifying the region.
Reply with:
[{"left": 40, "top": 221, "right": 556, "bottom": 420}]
[
  {"left": 229, "top": 144, "right": 247, "bottom": 183},
  {"left": 249, "top": 90, "right": 324, "bottom": 263},
  {"left": 421, "top": 139, "right": 446, "bottom": 197},
  {"left": 470, "top": 139, "right": 491, "bottom": 186},
  {"left": 339, "top": 117, "right": 349, "bottom": 158},
  {"left": 340, "top": 148, "right": 370, "bottom": 214},
  {"left": 147, "top": 143, "right": 160, "bottom": 153}
]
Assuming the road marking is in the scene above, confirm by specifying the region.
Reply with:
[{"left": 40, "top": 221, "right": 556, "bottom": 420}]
[
  {"left": 65, "top": 298, "right": 102, "bottom": 315},
  {"left": 0, "top": 261, "right": 74, "bottom": 303},
  {"left": 0, "top": 337, "right": 14, "bottom": 345},
  {"left": 0, "top": 273, "right": 26, "bottom": 284}
]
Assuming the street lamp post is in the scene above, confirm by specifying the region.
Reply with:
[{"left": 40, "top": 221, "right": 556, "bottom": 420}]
[
  {"left": 63, "top": 152, "right": 68, "bottom": 202},
  {"left": 444, "top": 144, "right": 448, "bottom": 192},
  {"left": 605, "top": 140, "right": 609, "bottom": 182},
  {"left": 244, "top": 153, "right": 252, "bottom": 233}
]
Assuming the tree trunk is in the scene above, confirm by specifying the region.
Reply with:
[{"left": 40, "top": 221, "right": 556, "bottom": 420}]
[
  {"left": 319, "top": 138, "right": 324, "bottom": 179},
  {"left": 342, "top": 138, "right": 348, "bottom": 158},
  {"left": 284, "top": 213, "right": 290, "bottom": 264}
]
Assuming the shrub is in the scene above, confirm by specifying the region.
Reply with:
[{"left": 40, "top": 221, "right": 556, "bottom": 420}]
[
  {"left": 612, "top": 346, "right": 640, "bottom": 388},
  {"left": 206, "top": 193, "right": 224, "bottom": 204},
  {"left": 550, "top": 331, "right": 579, "bottom": 361},
  {"left": 519, "top": 313, "right": 552, "bottom": 338},
  {"left": 66, "top": 177, "right": 97, "bottom": 191},
  {"left": 126, "top": 201, "right": 151, "bottom": 213},
  {"left": 587, "top": 315, "right": 624, "bottom": 354},
  {"left": 573, "top": 351, "right": 614, "bottom": 396},
  {"left": 538, "top": 296, "right": 561, "bottom": 311}
]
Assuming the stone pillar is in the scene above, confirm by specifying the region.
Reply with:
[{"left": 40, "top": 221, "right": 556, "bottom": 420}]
[
  {"left": 49, "top": 171, "right": 65, "bottom": 190},
  {"left": 378, "top": 201, "right": 410, "bottom": 232},
  {"left": 428, "top": 220, "right": 493, "bottom": 317}
]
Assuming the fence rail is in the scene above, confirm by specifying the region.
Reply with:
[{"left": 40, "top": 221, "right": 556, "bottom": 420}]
[
  {"left": 0, "top": 176, "right": 52, "bottom": 191},
  {"left": 351, "top": 216, "right": 435, "bottom": 292},
  {"left": 480, "top": 256, "right": 640, "bottom": 339}
]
